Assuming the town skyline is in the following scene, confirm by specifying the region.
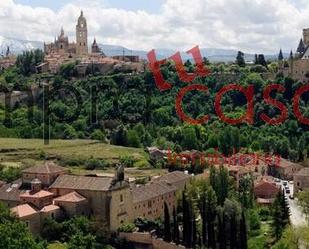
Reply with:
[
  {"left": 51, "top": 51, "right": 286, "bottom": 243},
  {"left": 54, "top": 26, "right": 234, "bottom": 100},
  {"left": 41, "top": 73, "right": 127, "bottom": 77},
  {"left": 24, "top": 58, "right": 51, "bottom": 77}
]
[{"left": 0, "top": 0, "right": 309, "bottom": 54}]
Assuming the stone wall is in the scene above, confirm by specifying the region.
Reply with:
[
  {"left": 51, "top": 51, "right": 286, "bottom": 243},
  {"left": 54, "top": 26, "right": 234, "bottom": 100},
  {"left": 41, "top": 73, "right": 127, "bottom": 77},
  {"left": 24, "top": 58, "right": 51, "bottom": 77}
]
[
  {"left": 133, "top": 191, "right": 176, "bottom": 221},
  {"left": 119, "top": 232, "right": 185, "bottom": 249}
]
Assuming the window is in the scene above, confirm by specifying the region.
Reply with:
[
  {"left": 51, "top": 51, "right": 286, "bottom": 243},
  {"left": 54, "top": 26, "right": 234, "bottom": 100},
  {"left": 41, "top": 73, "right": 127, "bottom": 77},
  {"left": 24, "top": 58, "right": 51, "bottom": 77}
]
[
  {"left": 120, "top": 194, "right": 123, "bottom": 203},
  {"left": 148, "top": 201, "right": 152, "bottom": 208}
]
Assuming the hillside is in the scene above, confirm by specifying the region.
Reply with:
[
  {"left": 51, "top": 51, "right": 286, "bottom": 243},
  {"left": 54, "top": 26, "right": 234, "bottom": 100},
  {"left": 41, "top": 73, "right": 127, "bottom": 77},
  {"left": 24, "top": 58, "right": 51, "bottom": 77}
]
[{"left": 0, "top": 138, "right": 149, "bottom": 166}]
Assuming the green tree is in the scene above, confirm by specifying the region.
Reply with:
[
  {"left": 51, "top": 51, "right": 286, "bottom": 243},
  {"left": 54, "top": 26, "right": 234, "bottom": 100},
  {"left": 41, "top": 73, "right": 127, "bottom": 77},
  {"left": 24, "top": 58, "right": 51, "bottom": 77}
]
[
  {"left": 0, "top": 203, "right": 43, "bottom": 249},
  {"left": 172, "top": 207, "right": 179, "bottom": 244},
  {"left": 163, "top": 202, "right": 171, "bottom": 242},
  {"left": 297, "top": 190, "right": 309, "bottom": 223},
  {"left": 271, "top": 190, "right": 290, "bottom": 240},
  {"left": 67, "top": 232, "right": 96, "bottom": 249},
  {"left": 236, "top": 51, "right": 246, "bottom": 67},
  {"left": 126, "top": 129, "right": 141, "bottom": 148},
  {"left": 239, "top": 211, "right": 248, "bottom": 249},
  {"left": 90, "top": 129, "right": 105, "bottom": 141}
]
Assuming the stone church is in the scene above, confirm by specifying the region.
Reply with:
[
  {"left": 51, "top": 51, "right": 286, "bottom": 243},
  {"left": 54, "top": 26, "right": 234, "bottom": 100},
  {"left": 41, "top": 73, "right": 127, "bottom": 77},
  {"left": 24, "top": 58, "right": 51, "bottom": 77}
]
[
  {"left": 279, "top": 28, "right": 309, "bottom": 83},
  {"left": 44, "top": 11, "right": 100, "bottom": 57}
]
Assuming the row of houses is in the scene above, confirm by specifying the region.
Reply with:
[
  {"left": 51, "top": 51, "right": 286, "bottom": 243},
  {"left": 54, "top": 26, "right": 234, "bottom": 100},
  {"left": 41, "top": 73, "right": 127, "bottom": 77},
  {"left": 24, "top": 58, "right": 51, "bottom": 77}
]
[{"left": 0, "top": 162, "right": 191, "bottom": 234}]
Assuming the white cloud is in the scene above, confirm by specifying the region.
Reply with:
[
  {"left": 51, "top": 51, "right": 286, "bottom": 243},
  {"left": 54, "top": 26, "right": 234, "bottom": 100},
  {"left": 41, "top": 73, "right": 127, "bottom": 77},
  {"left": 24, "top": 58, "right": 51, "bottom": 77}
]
[{"left": 0, "top": 0, "right": 309, "bottom": 53}]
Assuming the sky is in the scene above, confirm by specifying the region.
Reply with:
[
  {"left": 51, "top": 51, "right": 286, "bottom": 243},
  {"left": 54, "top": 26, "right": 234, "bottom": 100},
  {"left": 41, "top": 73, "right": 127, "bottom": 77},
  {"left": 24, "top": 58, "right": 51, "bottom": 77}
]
[{"left": 0, "top": 0, "right": 309, "bottom": 53}]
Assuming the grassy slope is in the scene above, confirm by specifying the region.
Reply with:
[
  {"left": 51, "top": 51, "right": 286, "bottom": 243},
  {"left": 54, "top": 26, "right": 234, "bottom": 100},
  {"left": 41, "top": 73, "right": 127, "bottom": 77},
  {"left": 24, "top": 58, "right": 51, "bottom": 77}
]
[{"left": 0, "top": 138, "right": 149, "bottom": 166}]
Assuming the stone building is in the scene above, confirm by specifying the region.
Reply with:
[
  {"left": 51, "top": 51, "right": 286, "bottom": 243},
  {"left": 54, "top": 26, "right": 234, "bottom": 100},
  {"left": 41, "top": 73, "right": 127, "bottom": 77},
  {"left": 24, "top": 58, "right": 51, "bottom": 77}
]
[
  {"left": 76, "top": 11, "right": 88, "bottom": 55},
  {"left": 132, "top": 181, "right": 177, "bottom": 220},
  {"left": 151, "top": 171, "right": 191, "bottom": 190},
  {"left": 22, "top": 162, "right": 68, "bottom": 187},
  {"left": 44, "top": 11, "right": 89, "bottom": 57},
  {"left": 1, "top": 161, "right": 191, "bottom": 235},
  {"left": 20, "top": 189, "right": 54, "bottom": 209},
  {"left": 11, "top": 204, "right": 41, "bottom": 234},
  {"left": 53, "top": 191, "right": 89, "bottom": 217},
  {"left": 44, "top": 27, "right": 76, "bottom": 55},
  {"left": 49, "top": 165, "right": 134, "bottom": 231},
  {"left": 91, "top": 38, "right": 101, "bottom": 54},
  {"left": 254, "top": 179, "right": 280, "bottom": 205},
  {"left": 267, "top": 158, "right": 303, "bottom": 180},
  {"left": 279, "top": 28, "right": 309, "bottom": 82},
  {"left": 293, "top": 168, "right": 309, "bottom": 193}
]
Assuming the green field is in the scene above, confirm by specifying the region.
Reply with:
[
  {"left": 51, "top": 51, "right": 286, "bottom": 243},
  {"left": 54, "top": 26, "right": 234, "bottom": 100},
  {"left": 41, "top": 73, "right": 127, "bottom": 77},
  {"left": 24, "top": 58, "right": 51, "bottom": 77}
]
[{"left": 0, "top": 138, "right": 149, "bottom": 166}]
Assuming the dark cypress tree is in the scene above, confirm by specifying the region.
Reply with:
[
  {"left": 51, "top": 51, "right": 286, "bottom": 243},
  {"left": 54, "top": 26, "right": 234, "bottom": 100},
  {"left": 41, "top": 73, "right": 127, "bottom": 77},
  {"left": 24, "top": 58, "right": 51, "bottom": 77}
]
[
  {"left": 192, "top": 213, "right": 197, "bottom": 248},
  {"left": 201, "top": 194, "right": 207, "bottom": 246},
  {"left": 236, "top": 51, "right": 246, "bottom": 67},
  {"left": 230, "top": 213, "right": 237, "bottom": 249},
  {"left": 187, "top": 202, "right": 193, "bottom": 248},
  {"left": 182, "top": 191, "right": 188, "bottom": 245},
  {"left": 271, "top": 190, "right": 285, "bottom": 240},
  {"left": 239, "top": 211, "right": 248, "bottom": 249},
  {"left": 164, "top": 202, "right": 171, "bottom": 242},
  {"left": 206, "top": 188, "right": 217, "bottom": 249},
  {"left": 218, "top": 165, "right": 229, "bottom": 206},
  {"left": 217, "top": 208, "right": 226, "bottom": 249},
  {"left": 172, "top": 207, "right": 179, "bottom": 244},
  {"left": 254, "top": 54, "right": 258, "bottom": 64}
]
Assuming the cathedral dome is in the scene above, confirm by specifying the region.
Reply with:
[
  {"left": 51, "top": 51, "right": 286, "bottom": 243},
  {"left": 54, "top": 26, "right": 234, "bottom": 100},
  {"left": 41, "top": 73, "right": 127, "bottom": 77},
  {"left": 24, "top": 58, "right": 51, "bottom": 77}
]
[{"left": 77, "top": 10, "right": 87, "bottom": 27}]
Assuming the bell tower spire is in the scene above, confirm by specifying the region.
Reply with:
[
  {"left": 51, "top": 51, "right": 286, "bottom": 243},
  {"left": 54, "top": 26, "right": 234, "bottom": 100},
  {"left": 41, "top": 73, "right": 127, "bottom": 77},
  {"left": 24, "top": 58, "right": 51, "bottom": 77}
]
[{"left": 76, "top": 10, "right": 88, "bottom": 56}]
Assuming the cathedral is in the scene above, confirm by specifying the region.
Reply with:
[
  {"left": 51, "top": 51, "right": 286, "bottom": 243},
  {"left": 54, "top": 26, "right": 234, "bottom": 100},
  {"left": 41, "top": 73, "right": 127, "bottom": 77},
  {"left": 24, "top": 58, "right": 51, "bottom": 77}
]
[
  {"left": 44, "top": 11, "right": 101, "bottom": 57},
  {"left": 279, "top": 28, "right": 309, "bottom": 83}
]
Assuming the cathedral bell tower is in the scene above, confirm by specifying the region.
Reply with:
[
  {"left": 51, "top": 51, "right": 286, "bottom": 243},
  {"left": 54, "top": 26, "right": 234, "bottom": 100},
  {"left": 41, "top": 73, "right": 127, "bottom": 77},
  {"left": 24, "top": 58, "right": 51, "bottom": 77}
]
[{"left": 76, "top": 10, "right": 88, "bottom": 56}]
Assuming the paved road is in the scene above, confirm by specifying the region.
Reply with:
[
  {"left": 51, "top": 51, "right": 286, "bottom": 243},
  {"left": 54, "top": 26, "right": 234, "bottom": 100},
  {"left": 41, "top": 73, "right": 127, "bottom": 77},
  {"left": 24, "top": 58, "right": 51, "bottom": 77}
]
[
  {"left": 277, "top": 180, "right": 306, "bottom": 227},
  {"left": 277, "top": 180, "right": 307, "bottom": 249}
]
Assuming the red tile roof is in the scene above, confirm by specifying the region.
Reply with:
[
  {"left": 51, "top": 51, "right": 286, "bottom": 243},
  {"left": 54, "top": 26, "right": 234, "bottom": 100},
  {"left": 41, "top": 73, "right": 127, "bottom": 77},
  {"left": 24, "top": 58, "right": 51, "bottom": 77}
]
[
  {"left": 22, "top": 161, "right": 68, "bottom": 174},
  {"left": 11, "top": 204, "right": 37, "bottom": 218},
  {"left": 40, "top": 204, "right": 60, "bottom": 212},
  {"left": 132, "top": 181, "right": 177, "bottom": 203},
  {"left": 49, "top": 175, "right": 113, "bottom": 191},
  {"left": 53, "top": 191, "right": 86, "bottom": 203},
  {"left": 20, "top": 190, "right": 54, "bottom": 199}
]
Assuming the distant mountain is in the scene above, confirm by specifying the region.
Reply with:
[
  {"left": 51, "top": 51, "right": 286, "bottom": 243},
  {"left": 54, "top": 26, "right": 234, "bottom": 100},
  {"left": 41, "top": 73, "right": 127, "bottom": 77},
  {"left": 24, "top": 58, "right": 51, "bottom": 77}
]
[
  {"left": 98, "top": 44, "right": 284, "bottom": 63},
  {"left": 0, "top": 36, "right": 285, "bottom": 63},
  {"left": 0, "top": 36, "right": 43, "bottom": 56}
]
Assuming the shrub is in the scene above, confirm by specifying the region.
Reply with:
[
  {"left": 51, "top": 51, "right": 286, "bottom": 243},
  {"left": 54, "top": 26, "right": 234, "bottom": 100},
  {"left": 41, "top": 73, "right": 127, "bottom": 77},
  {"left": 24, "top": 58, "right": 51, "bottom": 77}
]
[
  {"left": 249, "top": 210, "right": 261, "bottom": 231},
  {"left": 85, "top": 158, "right": 107, "bottom": 170},
  {"left": 118, "top": 223, "right": 136, "bottom": 233},
  {"left": 119, "top": 155, "right": 136, "bottom": 168},
  {"left": 90, "top": 130, "right": 105, "bottom": 141}
]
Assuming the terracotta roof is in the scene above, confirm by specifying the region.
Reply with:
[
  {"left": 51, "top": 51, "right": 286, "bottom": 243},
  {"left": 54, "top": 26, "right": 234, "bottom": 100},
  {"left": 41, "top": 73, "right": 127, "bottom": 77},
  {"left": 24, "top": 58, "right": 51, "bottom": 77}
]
[
  {"left": 132, "top": 181, "right": 177, "bottom": 203},
  {"left": 294, "top": 167, "right": 309, "bottom": 176},
  {"left": 49, "top": 175, "right": 113, "bottom": 191},
  {"left": 20, "top": 190, "right": 54, "bottom": 199},
  {"left": 22, "top": 161, "right": 67, "bottom": 174},
  {"left": 254, "top": 180, "right": 280, "bottom": 194},
  {"left": 40, "top": 204, "right": 60, "bottom": 212},
  {"left": 54, "top": 191, "right": 86, "bottom": 203},
  {"left": 152, "top": 171, "right": 191, "bottom": 185},
  {"left": 0, "top": 179, "right": 25, "bottom": 202},
  {"left": 11, "top": 204, "right": 37, "bottom": 218}
]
